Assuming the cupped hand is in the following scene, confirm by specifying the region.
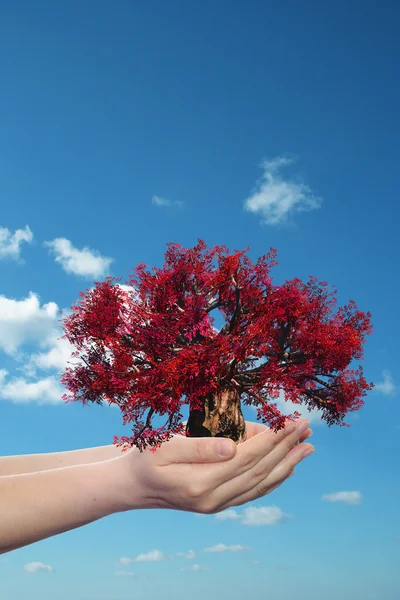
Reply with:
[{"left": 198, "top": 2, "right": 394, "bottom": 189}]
[{"left": 115, "top": 419, "right": 314, "bottom": 515}]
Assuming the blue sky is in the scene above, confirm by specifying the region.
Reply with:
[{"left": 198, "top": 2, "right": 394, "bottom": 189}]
[{"left": 0, "top": 1, "right": 399, "bottom": 598}]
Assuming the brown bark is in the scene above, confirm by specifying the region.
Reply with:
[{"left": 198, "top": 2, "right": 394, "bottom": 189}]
[{"left": 186, "top": 389, "right": 246, "bottom": 443}]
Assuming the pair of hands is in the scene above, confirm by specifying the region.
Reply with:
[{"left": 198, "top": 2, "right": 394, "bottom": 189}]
[{"left": 115, "top": 419, "right": 313, "bottom": 515}]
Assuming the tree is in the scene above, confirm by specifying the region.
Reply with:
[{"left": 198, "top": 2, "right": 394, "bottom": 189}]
[{"left": 61, "top": 240, "right": 373, "bottom": 452}]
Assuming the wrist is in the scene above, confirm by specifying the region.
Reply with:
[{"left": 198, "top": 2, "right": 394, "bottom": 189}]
[{"left": 106, "top": 450, "right": 146, "bottom": 513}]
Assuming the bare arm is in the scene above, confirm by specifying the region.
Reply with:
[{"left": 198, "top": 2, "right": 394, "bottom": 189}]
[
  {"left": 0, "top": 458, "right": 131, "bottom": 555},
  {"left": 0, "top": 445, "right": 124, "bottom": 476},
  {"left": 0, "top": 421, "right": 312, "bottom": 556}
]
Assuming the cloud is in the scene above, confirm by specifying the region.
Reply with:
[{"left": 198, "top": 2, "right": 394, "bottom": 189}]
[
  {"left": 244, "top": 157, "right": 322, "bottom": 225},
  {"left": 27, "top": 336, "right": 75, "bottom": 373},
  {"left": 0, "top": 225, "right": 33, "bottom": 261},
  {"left": 151, "top": 195, "right": 184, "bottom": 209},
  {"left": 0, "top": 291, "right": 76, "bottom": 405},
  {"left": 374, "top": 370, "right": 396, "bottom": 396},
  {"left": 120, "top": 550, "right": 167, "bottom": 564},
  {"left": 114, "top": 571, "right": 135, "bottom": 577},
  {"left": 24, "top": 562, "right": 53, "bottom": 573},
  {"left": 250, "top": 389, "right": 324, "bottom": 425},
  {"left": 0, "top": 371, "right": 64, "bottom": 404},
  {"left": 0, "top": 292, "right": 59, "bottom": 355},
  {"left": 203, "top": 543, "right": 248, "bottom": 553},
  {"left": 322, "top": 491, "right": 362, "bottom": 505},
  {"left": 118, "top": 557, "right": 134, "bottom": 566},
  {"left": 241, "top": 506, "right": 291, "bottom": 526},
  {"left": 45, "top": 237, "right": 113, "bottom": 278},
  {"left": 180, "top": 564, "right": 209, "bottom": 572},
  {"left": 173, "top": 550, "right": 196, "bottom": 559},
  {"left": 215, "top": 509, "right": 241, "bottom": 521}
]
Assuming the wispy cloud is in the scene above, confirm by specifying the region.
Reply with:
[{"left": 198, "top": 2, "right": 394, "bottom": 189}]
[
  {"left": 119, "top": 550, "right": 167, "bottom": 564},
  {"left": 24, "top": 562, "right": 53, "bottom": 573},
  {"left": 45, "top": 237, "right": 113, "bottom": 278},
  {"left": 114, "top": 571, "right": 135, "bottom": 577},
  {"left": 203, "top": 543, "right": 248, "bottom": 553},
  {"left": 173, "top": 550, "right": 196, "bottom": 559},
  {"left": 215, "top": 504, "right": 290, "bottom": 526},
  {"left": 180, "top": 564, "right": 209, "bottom": 572},
  {"left": 0, "top": 225, "right": 33, "bottom": 261},
  {"left": 374, "top": 370, "right": 396, "bottom": 396},
  {"left": 322, "top": 491, "right": 362, "bottom": 505},
  {"left": 241, "top": 505, "right": 291, "bottom": 526},
  {"left": 244, "top": 157, "right": 322, "bottom": 225},
  {"left": 215, "top": 509, "right": 241, "bottom": 521},
  {"left": 151, "top": 195, "right": 184, "bottom": 209}
]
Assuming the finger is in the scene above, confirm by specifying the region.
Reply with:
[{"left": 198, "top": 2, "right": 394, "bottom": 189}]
[
  {"left": 223, "top": 443, "right": 314, "bottom": 509},
  {"left": 253, "top": 420, "right": 310, "bottom": 473},
  {"left": 236, "top": 419, "right": 305, "bottom": 467},
  {"left": 265, "top": 443, "right": 314, "bottom": 486},
  {"left": 205, "top": 423, "right": 310, "bottom": 508},
  {"left": 158, "top": 434, "right": 237, "bottom": 466},
  {"left": 201, "top": 418, "right": 309, "bottom": 495},
  {"left": 247, "top": 424, "right": 311, "bottom": 444}
]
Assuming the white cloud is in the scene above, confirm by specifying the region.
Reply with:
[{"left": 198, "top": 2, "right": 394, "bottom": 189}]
[
  {"left": 134, "top": 549, "right": 167, "bottom": 562},
  {"left": 174, "top": 550, "right": 196, "bottom": 559},
  {"left": 203, "top": 543, "right": 247, "bottom": 553},
  {"left": 322, "top": 491, "right": 362, "bottom": 505},
  {"left": 0, "top": 291, "right": 76, "bottom": 405},
  {"left": 45, "top": 237, "right": 113, "bottom": 278},
  {"left": 114, "top": 571, "right": 135, "bottom": 577},
  {"left": 28, "top": 336, "right": 75, "bottom": 373},
  {"left": 250, "top": 389, "right": 324, "bottom": 425},
  {"left": 241, "top": 505, "right": 290, "bottom": 526},
  {"left": 118, "top": 557, "right": 134, "bottom": 566},
  {"left": 0, "top": 292, "right": 58, "bottom": 355},
  {"left": 244, "top": 157, "right": 322, "bottom": 225},
  {"left": 374, "top": 370, "right": 396, "bottom": 396},
  {"left": 120, "top": 550, "right": 167, "bottom": 564},
  {"left": 215, "top": 509, "right": 241, "bottom": 521},
  {"left": 180, "top": 564, "right": 209, "bottom": 572},
  {"left": 24, "top": 562, "right": 53, "bottom": 573},
  {"left": 0, "top": 371, "right": 64, "bottom": 404},
  {"left": 275, "top": 391, "right": 324, "bottom": 425},
  {"left": 0, "top": 225, "right": 33, "bottom": 261},
  {"left": 151, "top": 195, "right": 184, "bottom": 209}
]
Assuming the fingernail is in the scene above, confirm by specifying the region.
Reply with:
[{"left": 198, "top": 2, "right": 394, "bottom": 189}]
[
  {"left": 302, "top": 447, "right": 314, "bottom": 458},
  {"left": 219, "top": 440, "right": 234, "bottom": 457}
]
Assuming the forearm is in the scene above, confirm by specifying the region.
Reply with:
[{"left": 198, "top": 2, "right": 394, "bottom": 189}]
[
  {"left": 0, "top": 458, "right": 130, "bottom": 554},
  {"left": 0, "top": 445, "right": 124, "bottom": 476}
]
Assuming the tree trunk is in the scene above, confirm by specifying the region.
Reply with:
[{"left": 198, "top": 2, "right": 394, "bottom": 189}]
[{"left": 186, "top": 389, "right": 246, "bottom": 443}]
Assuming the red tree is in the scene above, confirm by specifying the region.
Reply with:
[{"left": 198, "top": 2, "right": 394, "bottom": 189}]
[{"left": 61, "top": 240, "right": 373, "bottom": 452}]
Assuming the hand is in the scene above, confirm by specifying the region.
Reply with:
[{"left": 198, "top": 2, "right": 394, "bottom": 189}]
[{"left": 114, "top": 419, "right": 314, "bottom": 514}]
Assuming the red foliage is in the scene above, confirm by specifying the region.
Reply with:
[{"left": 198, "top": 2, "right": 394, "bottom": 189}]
[{"left": 61, "top": 240, "right": 373, "bottom": 451}]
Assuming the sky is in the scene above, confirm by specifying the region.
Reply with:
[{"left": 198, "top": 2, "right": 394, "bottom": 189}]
[{"left": 0, "top": 1, "right": 399, "bottom": 598}]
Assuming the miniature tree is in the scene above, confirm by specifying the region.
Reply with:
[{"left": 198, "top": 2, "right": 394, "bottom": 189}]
[{"left": 61, "top": 240, "right": 373, "bottom": 452}]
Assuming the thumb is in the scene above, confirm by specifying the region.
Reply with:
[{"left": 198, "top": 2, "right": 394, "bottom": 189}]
[{"left": 162, "top": 435, "right": 237, "bottom": 464}]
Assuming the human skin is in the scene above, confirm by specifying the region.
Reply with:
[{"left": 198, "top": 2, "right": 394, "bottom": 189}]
[{"left": 0, "top": 419, "right": 313, "bottom": 554}]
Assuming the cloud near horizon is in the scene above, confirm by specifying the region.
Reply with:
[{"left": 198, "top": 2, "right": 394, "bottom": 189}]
[
  {"left": 24, "top": 562, "right": 53, "bottom": 573},
  {"left": 322, "top": 491, "right": 362, "bottom": 505}
]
